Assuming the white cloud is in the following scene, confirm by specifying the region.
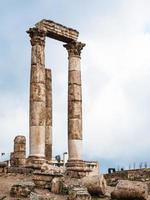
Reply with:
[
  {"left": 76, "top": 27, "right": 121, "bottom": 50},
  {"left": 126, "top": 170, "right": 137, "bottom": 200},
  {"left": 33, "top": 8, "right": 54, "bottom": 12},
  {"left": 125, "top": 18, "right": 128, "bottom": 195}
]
[{"left": 82, "top": 0, "right": 150, "bottom": 169}]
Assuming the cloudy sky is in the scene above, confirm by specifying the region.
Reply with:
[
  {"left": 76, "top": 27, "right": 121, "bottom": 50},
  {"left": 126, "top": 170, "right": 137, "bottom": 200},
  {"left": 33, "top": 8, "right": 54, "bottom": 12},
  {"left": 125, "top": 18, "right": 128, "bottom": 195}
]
[{"left": 0, "top": 0, "right": 150, "bottom": 173}]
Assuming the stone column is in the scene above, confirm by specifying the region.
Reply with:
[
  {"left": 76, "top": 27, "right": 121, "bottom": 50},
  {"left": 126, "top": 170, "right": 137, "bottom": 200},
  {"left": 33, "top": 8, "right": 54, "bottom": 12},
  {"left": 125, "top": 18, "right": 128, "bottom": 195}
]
[
  {"left": 64, "top": 41, "right": 85, "bottom": 170},
  {"left": 45, "top": 68, "right": 52, "bottom": 160},
  {"left": 27, "top": 28, "right": 46, "bottom": 165},
  {"left": 10, "top": 136, "right": 26, "bottom": 167}
]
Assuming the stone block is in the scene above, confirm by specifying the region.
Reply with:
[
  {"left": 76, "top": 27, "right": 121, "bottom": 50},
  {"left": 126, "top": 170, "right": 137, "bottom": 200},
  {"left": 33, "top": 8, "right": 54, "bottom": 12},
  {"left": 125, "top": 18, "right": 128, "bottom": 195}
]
[
  {"left": 68, "top": 84, "right": 81, "bottom": 101},
  {"left": 0, "top": 195, "right": 6, "bottom": 200},
  {"left": 69, "top": 56, "right": 81, "bottom": 71},
  {"left": 68, "top": 100, "right": 81, "bottom": 119},
  {"left": 35, "top": 19, "right": 79, "bottom": 42},
  {"left": 45, "top": 143, "right": 52, "bottom": 161},
  {"left": 68, "top": 186, "right": 91, "bottom": 200},
  {"left": 111, "top": 180, "right": 148, "bottom": 200},
  {"left": 33, "top": 173, "right": 53, "bottom": 189},
  {"left": 10, "top": 181, "right": 35, "bottom": 198},
  {"left": 31, "top": 45, "right": 45, "bottom": 65},
  {"left": 31, "top": 66, "right": 45, "bottom": 83},
  {"left": 69, "top": 70, "right": 81, "bottom": 84},
  {"left": 68, "top": 119, "right": 82, "bottom": 139},
  {"left": 30, "top": 102, "right": 45, "bottom": 126},
  {"left": 29, "top": 126, "right": 45, "bottom": 156},
  {"left": 82, "top": 175, "right": 107, "bottom": 197},
  {"left": 45, "top": 107, "right": 52, "bottom": 126},
  {"left": 30, "top": 82, "right": 45, "bottom": 102},
  {"left": 30, "top": 192, "right": 55, "bottom": 200},
  {"left": 51, "top": 177, "right": 61, "bottom": 194}
]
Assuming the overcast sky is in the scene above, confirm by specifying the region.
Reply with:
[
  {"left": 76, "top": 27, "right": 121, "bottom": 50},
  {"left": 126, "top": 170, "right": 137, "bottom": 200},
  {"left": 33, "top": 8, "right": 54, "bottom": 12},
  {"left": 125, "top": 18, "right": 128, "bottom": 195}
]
[{"left": 0, "top": 0, "right": 150, "bottom": 173}]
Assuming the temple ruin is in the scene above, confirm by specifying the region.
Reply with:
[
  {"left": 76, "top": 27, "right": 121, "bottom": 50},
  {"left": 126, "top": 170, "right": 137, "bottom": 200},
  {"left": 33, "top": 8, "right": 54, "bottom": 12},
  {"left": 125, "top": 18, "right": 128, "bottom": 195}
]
[
  {"left": 26, "top": 19, "right": 88, "bottom": 177},
  {"left": 0, "top": 19, "right": 150, "bottom": 200}
]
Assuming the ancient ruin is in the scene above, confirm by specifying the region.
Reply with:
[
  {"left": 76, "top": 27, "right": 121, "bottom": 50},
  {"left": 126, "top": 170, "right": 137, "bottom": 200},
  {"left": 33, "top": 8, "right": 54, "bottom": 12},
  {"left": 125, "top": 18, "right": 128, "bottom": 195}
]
[
  {"left": 1, "top": 19, "right": 150, "bottom": 200},
  {"left": 26, "top": 19, "right": 88, "bottom": 177}
]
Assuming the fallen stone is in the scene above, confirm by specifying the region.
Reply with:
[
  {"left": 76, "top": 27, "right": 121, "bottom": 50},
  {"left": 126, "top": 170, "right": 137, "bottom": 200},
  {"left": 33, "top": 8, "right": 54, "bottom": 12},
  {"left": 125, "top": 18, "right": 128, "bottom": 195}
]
[
  {"left": 30, "top": 192, "right": 55, "bottom": 200},
  {"left": 41, "top": 163, "right": 65, "bottom": 175},
  {"left": 0, "top": 195, "right": 6, "bottom": 200},
  {"left": 111, "top": 180, "right": 148, "bottom": 200},
  {"left": 61, "top": 176, "right": 82, "bottom": 195},
  {"left": 81, "top": 175, "right": 107, "bottom": 196},
  {"left": 51, "top": 177, "right": 61, "bottom": 194},
  {"left": 33, "top": 172, "right": 53, "bottom": 189},
  {"left": 10, "top": 181, "right": 35, "bottom": 198},
  {"left": 68, "top": 186, "right": 91, "bottom": 200}
]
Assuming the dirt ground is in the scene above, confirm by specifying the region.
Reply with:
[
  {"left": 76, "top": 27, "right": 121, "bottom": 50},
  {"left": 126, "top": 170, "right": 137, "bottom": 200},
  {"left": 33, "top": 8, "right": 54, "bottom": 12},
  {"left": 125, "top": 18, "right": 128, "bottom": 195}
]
[
  {"left": 2, "top": 174, "right": 147, "bottom": 200},
  {"left": 0, "top": 174, "right": 66, "bottom": 200}
]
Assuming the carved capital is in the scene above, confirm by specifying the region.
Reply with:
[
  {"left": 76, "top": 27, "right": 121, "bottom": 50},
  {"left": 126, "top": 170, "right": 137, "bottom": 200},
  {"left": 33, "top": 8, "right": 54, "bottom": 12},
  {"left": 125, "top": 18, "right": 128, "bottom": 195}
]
[
  {"left": 64, "top": 41, "right": 85, "bottom": 57},
  {"left": 27, "top": 28, "right": 46, "bottom": 46}
]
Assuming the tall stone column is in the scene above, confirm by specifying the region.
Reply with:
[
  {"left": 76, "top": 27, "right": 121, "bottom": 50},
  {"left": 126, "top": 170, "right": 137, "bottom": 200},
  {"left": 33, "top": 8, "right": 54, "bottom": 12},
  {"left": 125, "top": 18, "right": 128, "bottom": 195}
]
[
  {"left": 64, "top": 41, "right": 85, "bottom": 172},
  {"left": 27, "top": 28, "right": 46, "bottom": 165},
  {"left": 45, "top": 68, "right": 52, "bottom": 160}
]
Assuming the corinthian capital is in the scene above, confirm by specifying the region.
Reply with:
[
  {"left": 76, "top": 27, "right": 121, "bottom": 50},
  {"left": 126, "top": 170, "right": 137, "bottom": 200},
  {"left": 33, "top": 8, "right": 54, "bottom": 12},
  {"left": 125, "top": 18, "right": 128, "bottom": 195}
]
[
  {"left": 27, "top": 27, "right": 46, "bottom": 46},
  {"left": 64, "top": 41, "right": 85, "bottom": 57}
]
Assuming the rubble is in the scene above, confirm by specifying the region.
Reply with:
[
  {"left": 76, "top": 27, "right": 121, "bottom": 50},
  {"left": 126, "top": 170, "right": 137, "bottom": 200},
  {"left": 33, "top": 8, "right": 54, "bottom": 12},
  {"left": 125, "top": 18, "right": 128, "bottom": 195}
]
[
  {"left": 10, "top": 181, "right": 35, "bottom": 198},
  {"left": 111, "top": 180, "right": 148, "bottom": 200}
]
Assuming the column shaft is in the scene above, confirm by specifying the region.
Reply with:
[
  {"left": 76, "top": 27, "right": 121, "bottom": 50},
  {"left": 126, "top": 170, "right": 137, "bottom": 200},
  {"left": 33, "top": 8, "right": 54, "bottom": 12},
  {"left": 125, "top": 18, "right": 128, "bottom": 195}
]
[
  {"left": 28, "top": 28, "right": 46, "bottom": 159},
  {"left": 64, "top": 41, "right": 85, "bottom": 162},
  {"left": 45, "top": 68, "right": 52, "bottom": 160}
]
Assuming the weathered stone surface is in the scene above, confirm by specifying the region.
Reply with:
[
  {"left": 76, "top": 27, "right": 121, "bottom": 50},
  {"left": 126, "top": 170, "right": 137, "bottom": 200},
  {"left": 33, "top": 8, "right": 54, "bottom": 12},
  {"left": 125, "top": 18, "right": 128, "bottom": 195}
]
[
  {"left": 68, "top": 84, "right": 82, "bottom": 101},
  {"left": 111, "top": 180, "right": 148, "bottom": 200},
  {"left": 68, "top": 140, "right": 82, "bottom": 160},
  {"left": 30, "top": 102, "right": 45, "bottom": 126},
  {"left": 30, "top": 192, "right": 55, "bottom": 200},
  {"left": 68, "top": 100, "right": 81, "bottom": 119},
  {"left": 68, "top": 186, "right": 91, "bottom": 200},
  {"left": 0, "top": 195, "right": 6, "bottom": 200},
  {"left": 60, "top": 176, "right": 82, "bottom": 195},
  {"left": 81, "top": 175, "right": 107, "bottom": 196},
  {"left": 10, "top": 136, "right": 26, "bottom": 167},
  {"left": 65, "top": 160, "right": 89, "bottom": 178},
  {"left": 64, "top": 41, "right": 85, "bottom": 57},
  {"left": 33, "top": 173, "right": 53, "bottom": 189},
  {"left": 51, "top": 177, "right": 61, "bottom": 194},
  {"left": 7, "top": 167, "right": 33, "bottom": 174},
  {"left": 30, "top": 83, "right": 46, "bottom": 102},
  {"left": 31, "top": 44, "right": 45, "bottom": 65},
  {"left": 29, "top": 126, "right": 45, "bottom": 156},
  {"left": 10, "top": 181, "right": 35, "bottom": 198},
  {"left": 41, "top": 163, "right": 65, "bottom": 175},
  {"left": 64, "top": 41, "right": 85, "bottom": 174},
  {"left": 28, "top": 27, "right": 46, "bottom": 163},
  {"left": 45, "top": 143, "right": 52, "bottom": 161},
  {"left": 45, "top": 68, "right": 52, "bottom": 160},
  {"left": 68, "top": 119, "right": 82, "bottom": 139},
  {"left": 35, "top": 19, "right": 79, "bottom": 43},
  {"left": 45, "top": 109, "right": 52, "bottom": 125},
  {"left": 31, "top": 66, "right": 45, "bottom": 83},
  {"left": 69, "top": 70, "right": 81, "bottom": 84}
]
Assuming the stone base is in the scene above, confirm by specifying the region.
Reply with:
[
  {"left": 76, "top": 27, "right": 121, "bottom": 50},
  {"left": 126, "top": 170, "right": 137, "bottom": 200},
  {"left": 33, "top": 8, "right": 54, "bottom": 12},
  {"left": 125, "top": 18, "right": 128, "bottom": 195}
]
[
  {"left": 66, "top": 160, "right": 91, "bottom": 178},
  {"left": 26, "top": 156, "right": 45, "bottom": 169},
  {"left": 8, "top": 167, "right": 34, "bottom": 174}
]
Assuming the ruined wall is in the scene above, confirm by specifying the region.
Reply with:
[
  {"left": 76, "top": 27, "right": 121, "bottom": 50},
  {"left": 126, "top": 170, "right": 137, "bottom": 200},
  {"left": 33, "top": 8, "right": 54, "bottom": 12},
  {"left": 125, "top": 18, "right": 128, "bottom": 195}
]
[{"left": 104, "top": 168, "right": 150, "bottom": 187}]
